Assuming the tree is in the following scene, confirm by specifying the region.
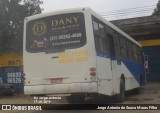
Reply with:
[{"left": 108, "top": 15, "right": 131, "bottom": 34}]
[
  {"left": 152, "top": 0, "right": 160, "bottom": 15},
  {"left": 0, "top": 0, "right": 43, "bottom": 54}
]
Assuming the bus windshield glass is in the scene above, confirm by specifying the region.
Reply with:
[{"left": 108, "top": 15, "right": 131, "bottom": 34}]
[{"left": 26, "top": 13, "right": 86, "bottom": 53}]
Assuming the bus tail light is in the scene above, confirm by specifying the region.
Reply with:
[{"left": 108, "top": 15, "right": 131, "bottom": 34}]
[
  {"left": 90, "top": 67, "right": 96, "bottom": 72},
  {"left": 90, "top": 67, "right": 96, "bottom": 76},
  {"left": 90, "top": 71, "right": 96, "bottom": 76}
]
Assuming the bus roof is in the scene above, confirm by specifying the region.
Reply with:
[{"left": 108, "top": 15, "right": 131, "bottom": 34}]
[{"left": 25, "top": 7, "right": 141, "bottom": 47}]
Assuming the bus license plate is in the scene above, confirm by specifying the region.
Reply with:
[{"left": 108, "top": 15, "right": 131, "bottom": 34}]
[{"left": 50, "top": 78, "right": 63, "bottom": 83}]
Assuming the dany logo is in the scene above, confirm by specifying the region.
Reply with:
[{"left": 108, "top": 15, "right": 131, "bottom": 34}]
[
  {"left": 51, "top": 16, "right": 79, "bottom": 27},
  {"left": 32, "top": 21, "right": 47, "bottom": 36}
]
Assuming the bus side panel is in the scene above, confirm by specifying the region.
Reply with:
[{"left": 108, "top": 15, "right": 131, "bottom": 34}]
[
  {"left": 122, "top": 60, "right": 144, "bottom": 91},
  {"left": 122, "top": 63, "right": 140, "bottom": 91},
  {"left": 111, "top": 59, "right": 121, "bottom": 95},
  {"left": 96, "top": 56, "right": 113, "bottom": 96},
  {"left": 111, "top": 59, "right": 142, "bottom": 94}
]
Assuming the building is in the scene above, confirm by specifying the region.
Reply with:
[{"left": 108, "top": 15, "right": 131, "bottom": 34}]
[{"left": 111, "top": 15, "right": 160, "bottom": 82}]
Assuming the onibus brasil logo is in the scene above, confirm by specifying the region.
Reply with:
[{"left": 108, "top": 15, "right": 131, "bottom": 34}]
[{"left": 32, "top": 21, "right": 47, "bottom": 36}]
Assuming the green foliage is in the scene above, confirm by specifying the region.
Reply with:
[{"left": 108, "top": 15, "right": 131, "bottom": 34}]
[
  {"left": 152, "top": 0, "right": 160, "bottom": 15},
  {"left": 0, "top": 0, "right": 43, "bottom": 54}
]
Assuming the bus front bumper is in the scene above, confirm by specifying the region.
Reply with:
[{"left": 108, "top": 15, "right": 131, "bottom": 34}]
[{"left": 24, "top": 82, "right": 98, "bottom": 95}]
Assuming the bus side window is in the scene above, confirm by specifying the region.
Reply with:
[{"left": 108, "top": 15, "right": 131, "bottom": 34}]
[
  {"left": 132, "top": 44, "right": 137, "bottom": 62},
  {"left": 120, "top": 36, "right": 127, "bottom": 59},
  {"left": 137, "top": 47, "right": 142, "bottom": 63},
  {"left": 113, "top": 35, "right": 121, "bottom": 57},
  {"left": 99, "top": 23, "right": 105, "bottom": 38},
  {"left": 93, "top": 20, "right": 101, "bottom": 52},
  {"left": 93, "top": 20, "right": 108, "bottom": 54},
  {"left": 127, "top": 41, "right": 132, "bottom": 60},
  {"left": 107, "top": 34, "right": 115, "bottom": 56},
  {"left": 99, "top": 23, "right": 108, "bottom": 54},
  {"left": 93, "top": 20, "right": 99, "bottom": 36}
]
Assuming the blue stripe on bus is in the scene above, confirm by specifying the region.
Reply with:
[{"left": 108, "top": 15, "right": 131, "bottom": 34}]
[
  {"left": 97, "top": 52, "right": 145, "bottom": 85},
  {"left": 122, "top": 59, "right": 144, "bottom": 85},
  {"left": 96, "top": 52, "right": 111, "bottom": 58}
]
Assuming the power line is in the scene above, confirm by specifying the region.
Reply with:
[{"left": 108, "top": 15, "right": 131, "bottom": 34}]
[
  {"left": 100, "top": 9, "right": 154, "bottom": 16},
  {"left": 97, "top": 5, "right": 156, "bottom": 20},
  {"left": 98, "top": 5, "right": 156, "bottom": 14}
]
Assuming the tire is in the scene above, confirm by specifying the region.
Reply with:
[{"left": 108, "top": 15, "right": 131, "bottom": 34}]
[
  {"left": 114, "top": 79, "right": 125, "bottom": 103},
  {"left": 132, "top": 87, "right": 141, "bottom": 94},
  {"left": 67, "top": 93, "right": 85, "bottom": 103}
]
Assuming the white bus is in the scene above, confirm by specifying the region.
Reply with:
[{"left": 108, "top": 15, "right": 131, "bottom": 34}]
[{"left": 23, "top": 7, "right": 145, "bottom": 103}]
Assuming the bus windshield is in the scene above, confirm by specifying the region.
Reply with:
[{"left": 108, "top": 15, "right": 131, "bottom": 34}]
[{"left": 26, "top": 13, "right": 86, "bottom": 53}]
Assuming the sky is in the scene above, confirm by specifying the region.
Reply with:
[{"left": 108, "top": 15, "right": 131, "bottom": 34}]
[{"left": 41, "top": 0, "right": 159, "bottom": 20}]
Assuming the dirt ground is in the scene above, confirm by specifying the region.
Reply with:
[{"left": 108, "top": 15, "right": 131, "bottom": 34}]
[
  {"left": 0, "top": 82, "right": 160, "bottom": 104},
  {"left": 123, "top": 82, "right": 160, "bottom": 104},
  {"left": 0, "top": 82, "right": 160, "bottom": 113}
]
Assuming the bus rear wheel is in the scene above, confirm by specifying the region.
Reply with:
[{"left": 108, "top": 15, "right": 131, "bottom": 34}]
[
  {"left": 67, "top": 93, "right": 85, "bottom": 103},
  {"left": 114, "top": 79, "right": 125, "bottom": 103}
]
